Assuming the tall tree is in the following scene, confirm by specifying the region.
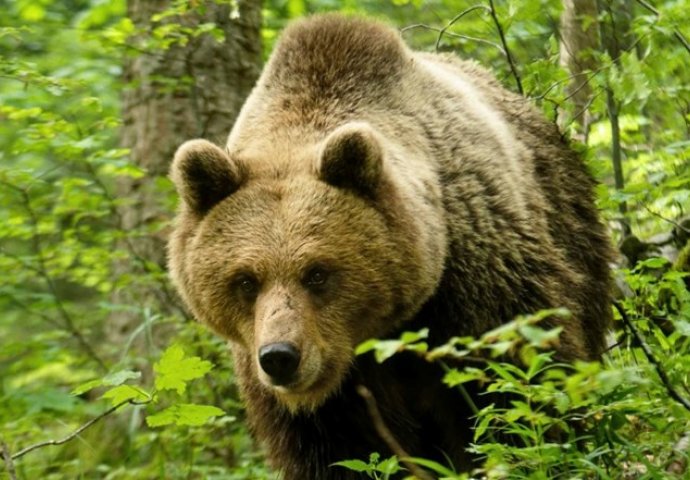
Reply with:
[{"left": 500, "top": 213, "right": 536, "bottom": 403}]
[
  {"left": 558, "top": 0, "right": 599, "bottom": 139},
  {"left": 599, "top": 0, "right": 636, "bottom": 235},
  {"left": 109, "top": 0, "right": 262, "bottom": 346}
]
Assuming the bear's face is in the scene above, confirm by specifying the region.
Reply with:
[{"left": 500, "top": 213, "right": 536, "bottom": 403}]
[{"left": 169, "top": 124, "right": 432, "bottom": 411}]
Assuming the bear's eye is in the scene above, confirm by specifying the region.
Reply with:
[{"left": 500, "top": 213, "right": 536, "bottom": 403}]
[
  {"left": 233, "top": 273, "right": 260, "bottom": 300},
  {"left": 303, "top": 266, "right": 329, "bottom": 288}
]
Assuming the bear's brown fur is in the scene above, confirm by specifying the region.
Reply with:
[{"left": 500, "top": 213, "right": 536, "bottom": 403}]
[{"left": 168, "top": 14, "right": 612, "bottom": 479}]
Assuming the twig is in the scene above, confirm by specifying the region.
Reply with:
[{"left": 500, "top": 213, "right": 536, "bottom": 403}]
[
  {"left": 356, "top": 385, "right": 435, "bottom": 480},
  {"left": 487, "top": 0, "right": 523, "bottom": 95},
  {"left": 1, "top": 441, "right": 17, "bottom": 480},
  {"left": 81, "top": 161, "right": 191, "bottom": 321},
  {"left": 6, "top": 294, "right": 63, "bottom": 329},
  {"left": 563, "top": 90, "right": 603, "bottom": 138},
  {"left": 533, "top": 29, "right": 645, "bottom": 102},
  {"left": 614, "top": 301, "right": 690, "bottom": 412},
  {"left": 1, "top": 180, "right": 107, "bottom": 371},
  {"left": 433, "top": 5, "right": 494, "bottom": 52},
  {"left": 401, "top": 23, "right": 504, "bottom": 54},
  {"left": 643, "top": 206, "right": 690, "bottom": 234},
  {"left": 636, "top": 0, "right": 690, "bottom": 55},
  {"left": 532, "top": 71, "right": 593, "bottom": 101},
  {"left": 8, "top": 399, "right": 146, "bottom": 461}
]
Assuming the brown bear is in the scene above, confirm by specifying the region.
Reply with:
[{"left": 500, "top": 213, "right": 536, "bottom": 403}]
[{"left": 167, "top": 14, "right": 612, "bottom": 479}]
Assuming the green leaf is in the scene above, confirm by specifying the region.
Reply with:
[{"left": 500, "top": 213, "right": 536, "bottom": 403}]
[
  {"left": 518, "top": 325, "right": 562, "bottom": 348},
  {"left": 154, "top": 344, "right": 213, "bottom": 394},
  {"left": 354, "top": 339, "right": 379, "bottom": 356},
  {"left": 355, "top": 329, "right": 429, "bottom": 363},
  {"left": 443, "top": 368, "right": 485, "bottom": 387},
  {"left": 330, "top": 459, "right": 371, "bottom": 473},
  {"left": 487, "top": 361, "right": 519, "bottom": 382},
  {"left": 71, "top": 370, "right": 141, "bottom": 395},
  {"left": 635, "top": 257, "right": 670, "bottom": 270},
  {"left": 103, "top": 369, "right": 141, "bottom": 386},
  {"left": 71, "top": 379, "right": 103, "bottom": 396},
  {"left": 375, "top": 455, "right": 400, "bottom": 474},
  {"left": 405, "top": 457, "right": 458, "bottom": 477},
  {"left": 146, "top": 403, "right": 225, "bottom": 427},
  {"left": 102, "top": 385, "right": 149, "bottom": 406},
  {"left": 373, "top": 340, "right": 403, "bottom": 363},
  {"left": 474, "top": 412, "right": 493, "bottom": 441},
  {"left": 673, "top": 319, "right": 690, "bottom": 337},
  {"left": 406, "top": 342, "right": 428, "bottom": 354},
  {"left": 400, "top": 328, "right": 428, "bottom": 343}
]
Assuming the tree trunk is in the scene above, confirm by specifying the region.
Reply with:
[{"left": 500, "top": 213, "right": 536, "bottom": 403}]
[
  {"left": 558, "top": 0, "right": 599, "bottom": 139},
  {"left": 109, "top": 0, "right": 262, "bottom": 347},
  {"left": 599, "top": 0, "right": 636, "bottom": 236}
]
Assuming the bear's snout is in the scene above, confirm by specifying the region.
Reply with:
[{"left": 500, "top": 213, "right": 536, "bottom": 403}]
[{"left": 258, "top": 342, "right": 301, "bottom": 386}]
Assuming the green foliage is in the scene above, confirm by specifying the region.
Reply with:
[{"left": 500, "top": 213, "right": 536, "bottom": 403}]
[
  {"left": 72, "top": 343, "right": 223, "bottom": 423},
  {"left": 1, "top": 0, "right": 690, "bottom": 478},
  {"left": 153, "top": 343, "right": 214, "bottom": 395},
  {"left": 0, "top": 2, "right": 264, "bottom": 477},
  {"left": 348, "top": 304, "right": 690, "bottom": 479},
  {"left": 356, "top": 328, "right": 429, "bottom": 362},
  {"left": 332, "top": 453, "right": 402, "bottom": 479}
]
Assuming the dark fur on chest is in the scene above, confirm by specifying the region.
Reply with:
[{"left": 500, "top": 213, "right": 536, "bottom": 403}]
[{"left": 251, "top": 359, "right": 474, "bottom": 479}]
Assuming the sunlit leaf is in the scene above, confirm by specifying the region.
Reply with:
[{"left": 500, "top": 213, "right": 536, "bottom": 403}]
[{"left": 154, "top": 344, "right": 213, "bottom": 394}]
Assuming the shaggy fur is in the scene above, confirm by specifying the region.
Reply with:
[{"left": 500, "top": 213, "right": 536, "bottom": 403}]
[{"left": 168, "top": 14, "right": 612, "bottom": 479}]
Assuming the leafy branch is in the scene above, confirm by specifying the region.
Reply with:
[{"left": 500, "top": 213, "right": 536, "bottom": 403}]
[
  {"left": 401, "top": 2, "right": 523, "bottom": 95},
  {"left": 1, "top": 344, "right": 225, "bottom": 470},
  {"left": 7, "top": 398, "right": 150, "bottom": 462},
  {"left": 636, "top": 0, "right": 690, "bottom": 55},
  {"left": 432, "top": 5, "right": 498, "bottom": 53},
  {"left": 614, "top": 301, "right": 690, "bottom": 412},
  {"left": 488, "top": 0, "right": 523, "bottom": 95},
  {"left": 643, "top": 206, "right": 690, "bottom": 234},
  {"left": 0, "top": 179, "right": 107, "bottom": 371},
  {"left": 355, "top": 385, "right": 435, "bottom": 480},
  {"left": 80, "top": 160, "right": 191, "bottom": 321}
]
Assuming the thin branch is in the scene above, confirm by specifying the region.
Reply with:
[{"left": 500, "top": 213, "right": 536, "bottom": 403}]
[
  {"left": 433, "top": 5, "right": 493, "bottom": 52},
  {"left": 614, "top": 301, "right": 690, "bottom": 412},
  {"left": 1, "top": 441, "right": 17, "bottom": 480},
  {"left": 564, "top": 90, "right": 603, "bottom": 135},
  {"left": 81, "top": 161, "right": 191, "bottom": 321},
  {"left": 1, "top": 180, "right": 107, "bottom": 371},
  {"left": 487, "top": 0, "right": 523, "bottom": 95},
  {"left": 636, "top": 0, "right": 690, "bottom": 55},
  {"left": 5, "top": 294, "right": 63, "bottom": 329},
  {"left": 401, "top": 23, "right": 504, "bottom": 54},
  {"left": 8, "top": 399, "right": 147, "bottom": 461},
  {"left": 643, "top": 206, "right": 690, "bottom": 234},
  {"left": 532, "top": 71, "right": 593, "bottom": 101},
  {"left": 533, "top": 30, "right": 646, "bottom": 103},
  {"left": 356, "top": 385, "right": 435, "bottom": 480}
]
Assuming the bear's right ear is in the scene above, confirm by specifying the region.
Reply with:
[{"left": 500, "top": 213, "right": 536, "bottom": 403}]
[
  {"left": 316, "top": 122, "right": 383, "bottom": 198},
  {"left": 170, "top": 139, "right": 244, "bottom": 215}
]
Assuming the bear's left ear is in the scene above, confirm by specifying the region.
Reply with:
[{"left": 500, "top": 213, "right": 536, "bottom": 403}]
[
  {"left": 316, "top": 122, "right": 383, "bottom": 198},
  {"left": 170, "top": 139, "right": 245, "bottom": 215}
]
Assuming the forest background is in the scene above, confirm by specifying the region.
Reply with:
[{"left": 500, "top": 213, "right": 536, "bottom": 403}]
[{"left": 1, "top": 0, "right": 690, "bottom": 478}]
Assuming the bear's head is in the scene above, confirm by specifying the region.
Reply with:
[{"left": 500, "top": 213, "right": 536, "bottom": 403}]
[{"left": 168, "top": 122, "right": 444, "bottom": 411}]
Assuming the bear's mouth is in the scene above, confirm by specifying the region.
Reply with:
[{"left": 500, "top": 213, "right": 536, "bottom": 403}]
[
  {"left": 269, "top": 358, "right": 346, "bottom": 411},
  {"left": 273, "top": 358, "right": 332, "bottom": 393}
]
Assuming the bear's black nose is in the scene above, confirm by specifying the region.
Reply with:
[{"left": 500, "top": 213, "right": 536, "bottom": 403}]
[{"left": 258, "top": 342, "right": 301, "bottom": 386}]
